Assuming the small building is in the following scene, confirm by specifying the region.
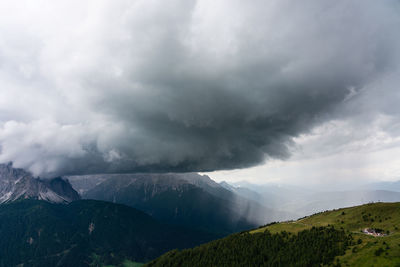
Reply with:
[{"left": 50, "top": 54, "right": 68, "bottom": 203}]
[{"left": 362, "top": 228, "right": 386, "bottom": 237}]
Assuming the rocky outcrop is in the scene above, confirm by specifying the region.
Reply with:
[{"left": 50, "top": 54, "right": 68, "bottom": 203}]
[{"left": 0, "top": 163, "right": 80, "bottom": 203}]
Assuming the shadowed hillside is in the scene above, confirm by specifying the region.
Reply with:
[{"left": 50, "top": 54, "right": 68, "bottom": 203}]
[
  {"left": 69, "top": 173, "right": 293, "bottom": 235},
  {"left": 0, "top": 200, "right": 217, "bottom": 267}
]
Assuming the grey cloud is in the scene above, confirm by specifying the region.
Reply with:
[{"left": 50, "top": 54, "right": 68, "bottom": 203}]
[{"left": 0, "top": 0, "right": 399, "bottom": 177}]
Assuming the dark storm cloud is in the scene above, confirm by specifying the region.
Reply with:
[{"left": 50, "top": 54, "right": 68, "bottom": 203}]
[{"left": 0, "top": 0, "right": 399, "bottom": 177}]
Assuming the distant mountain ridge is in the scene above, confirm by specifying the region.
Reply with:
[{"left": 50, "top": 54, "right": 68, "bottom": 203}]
[
  {"left": 361, "top": 180, "right": 400, "bottom": 192},
  {"left": 221, "top": 180, "right": 400, "bottom": 217},
  {"left": 0, "top": 163, "right": 80, "bottom": 203},
  {"left": 69, "top": 173, "right": 294, "bottom": 234}
]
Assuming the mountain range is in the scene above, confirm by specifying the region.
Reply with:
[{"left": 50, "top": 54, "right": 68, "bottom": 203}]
[
  {"left": 4, "top": 162, "right": 400, "bottom": 266},
  {"left": 0, "top": 164, "right": 218, "bottom": 266},
  {"left": 68, "top": 173, "right": 400, "bottom": 234},
  {"left": 68, "top": 173, "right": 293, "bottom": 234}
]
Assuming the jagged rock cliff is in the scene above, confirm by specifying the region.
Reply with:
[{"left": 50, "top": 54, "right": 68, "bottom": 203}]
[{"left": 0, "top": 163, "right": 80, "bottom": 203}]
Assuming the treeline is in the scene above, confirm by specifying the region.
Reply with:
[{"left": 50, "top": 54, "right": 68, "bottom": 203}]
[{"left": 146, "top": 226, "right": 351, "bottom": 267}]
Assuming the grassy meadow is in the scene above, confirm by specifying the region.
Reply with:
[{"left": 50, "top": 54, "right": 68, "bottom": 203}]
[{"left": 252, "top": 202, "right": 400, "bottom": 266}]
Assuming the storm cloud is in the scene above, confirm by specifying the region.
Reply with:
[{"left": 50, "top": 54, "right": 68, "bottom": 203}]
[{"left": 0, "top": 0, "right": 399, "bottom": 177}]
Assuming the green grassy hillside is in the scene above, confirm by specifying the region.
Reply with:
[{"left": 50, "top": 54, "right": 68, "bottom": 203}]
[
  {"left": 148, "top": 202, "right": 400, "bottom": 267},
  {"left": 252, "top": 202, "right": 400, "bottom": 266}
]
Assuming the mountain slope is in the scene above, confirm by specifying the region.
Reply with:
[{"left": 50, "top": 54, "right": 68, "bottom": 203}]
[
  {"left": 80, "top": 174, "right": 256, "bottom": 234},
  {"left": 71, "top": 173, "right": 292, "bottom": 234},
  {"left": 0, "top": 163, "right": 80, "bottom": 203},
  {"left": 147, "top": 226, "right": 351, "bottom": 267},
  {"left": 0, "top": 199, "right": 217, "bottom": 267},
  {"left": 220, "top": 181, "right": 264, "bottom": 204},
  {"left": 66, "top": 174, "right": 108, "bottom": 195},
  {"left": 253, "top": 202, "right": 400, "bottom": 266},
  {"left": 148, "top": 202, "right": 400, "bottom": 267}
]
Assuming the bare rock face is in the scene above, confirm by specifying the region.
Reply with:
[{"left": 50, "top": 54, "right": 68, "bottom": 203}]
[{"left": 0, "top": 163, "right": 80, "bottom": 203}]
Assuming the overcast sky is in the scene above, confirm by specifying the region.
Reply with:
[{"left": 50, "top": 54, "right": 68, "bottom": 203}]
[{"left": 0, "top": 1, "right": 399, "bottom": 185}]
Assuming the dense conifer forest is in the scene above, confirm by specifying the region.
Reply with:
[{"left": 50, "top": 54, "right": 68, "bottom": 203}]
[
  {"left": 0, "top": 200, "right": 216, "bottom": 267},
  {"left": 147, "top": 226, "right": 351, "bottom": 267}
]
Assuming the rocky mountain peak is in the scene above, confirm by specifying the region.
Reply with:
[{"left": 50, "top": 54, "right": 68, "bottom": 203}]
[{"left": 0, "top": 163, "right": 80, "bottom": 204}]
